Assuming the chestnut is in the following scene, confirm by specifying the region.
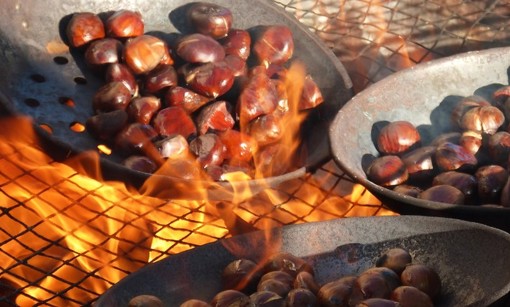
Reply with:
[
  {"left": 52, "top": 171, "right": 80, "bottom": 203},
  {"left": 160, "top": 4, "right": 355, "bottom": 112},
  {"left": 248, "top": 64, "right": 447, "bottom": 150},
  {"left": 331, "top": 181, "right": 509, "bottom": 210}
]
[
  {"left": 115, "top": 123, "right": 158, "bottom": 154},
  {"left": 293, "top": 271, "right": 320, "bottom": 294},
  {"left": 391, "top": 286, "right": 433, "bottom": 307},
  {"left": 259, "top": 271, "right": 293, "bottom": 287},
  {"left": 451, "top": 95, "right": 491, "bottom": 126},
  {"left": 430, "top": 132, "right": 461, "bottom": 146},
  {"left": 92, "top": 81, "right": 132, "bottom": 113},
  {"left": 434, "top": 142, "right": 477, "bottom": 172},
  {"left": 400, "top": 145, "right": 436, "bottom": 181},
  {"left": 127, "top": 96, "right": 161, "bottom": 125},
  {"left": 375, "top": 248, "right": 412, "bottom": 275},
  {"left": 180, "top": 299, "right": 212, "bottom": 307},
  {"left": 317, "top": 276, "right": 356, "bottom": 307},
  {"left": 155, "top": 135, "right": 190, "bottom": 160},
  {"left": 176, "top": 33, "right": 225, "bottom": 63},
  {"left": 128, "top": 294, "right": 163, "bottom": 307},
  {"left": 124, "top": 35, "right": 169, "bottom": 74},
  {"left": 418, "top": 185, "right": 465, "bottom": 205},
  {"left": 253, "top": 25, "right": 294, "bottom": 66},
  {"left": 487, "top": 131, "right": 510, "bottom": 166},
  {"left": 237, "top": 72, "right": 278, "bottom": 126},
  {"left": 86, "top": 109, "right": 128, "bottom": 141},
  {"left": 400, "top": 264, "right": 441, "bottom": 300},
  {"left": 285, "top": 288, "right": 317, "bottom": 307},
  {"left": 165, "top": 86, "right": 211, "bottom": 114},
  {"left": 222, "top": 258, "right": 261, "bottom": 292},
  {"left": 189, "top": 133, "right": 226, "bottom": 168},
  {"left": 376, "top": 121, "right": 421, "bottom": 155},
  {"left": 459, "top": 105, "right": 505, "bottom": 135},
  {"left": 432, "top": 171, "right": 477, "bottom": 202},
  {"left": 475, "top": 164, "right": 509, "bottom": 204},
  {"left": 356, "top": 298, "right": 400, "bottom": 307},
  {"left": 143, "top": 64, "right": 178, "bottom": 94},
  {"left": 249, "top": 291, "right": 284, "bottom": 307},
  {"left": 195, "top": 101, "right": 235, "bottom": 135},
  {"left": 366, "top": 155, "right": 408, "bottom": 187},
  {"left": 299, "top": 74, "right": 324, "bottom": 110},
  {"left": 153, "top": 107, "right": 197, "bottom": 139},
  {"left": 122, "top": 155, "right": 157, "bottom": 173},
  {"left": 218, "top": 129, "right": 258, "bottom": 163},
  {"left": 105, "top": 9, "right": 144, "bottom": 38},
  {"left": 262, "top": 252, "right": 313, "bottom": 277},
  {"left": 183, "top": 61, "right": 235, "bottom": 98},
  {"left": 392, "top": 184, "right": 422, "bottom": 198},
  {"left": 187, "top": 2, "right": 233, "bottom": 39},
  {"left": 221, "top": 29, "right": 251, "bottom": 61},
  {"left": 66, "top": 12, "right": 105, "bottom": 48},
  {"left": 84, "top": 38, "right": 123, "bottom": 68},
  {"left": 224, "top": 54, "right": 248, "bottom": 78},
  {"left": 210, "top": 289, "right": 250, "bottom": 307},
  {"left": 246, "top": 113, "right": 283, "bottom": 146},
  {"left": 348, "top": 267, "right": 400, "bottom": 306},
  {"left": 257, "top": 279, "right": 291, "bottom": 298},
  {"left": 105, "top": 63, "right": 138, "bottom": 96}
]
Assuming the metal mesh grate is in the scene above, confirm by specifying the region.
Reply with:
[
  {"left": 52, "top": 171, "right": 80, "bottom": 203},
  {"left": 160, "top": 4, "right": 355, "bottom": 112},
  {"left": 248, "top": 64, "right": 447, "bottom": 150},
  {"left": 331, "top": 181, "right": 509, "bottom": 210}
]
[{"left": 0, "top": 0, "right": 509, "bottom": 306}]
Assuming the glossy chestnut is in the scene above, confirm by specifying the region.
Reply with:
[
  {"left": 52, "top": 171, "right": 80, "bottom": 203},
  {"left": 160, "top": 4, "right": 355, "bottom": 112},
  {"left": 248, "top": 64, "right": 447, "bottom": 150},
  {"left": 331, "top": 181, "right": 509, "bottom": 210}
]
[
  {"left": 187, "top": 2, "right": 233, "bottom": 39},
  {"left": 105, "top": 9, "right": 144, "bottom": 38},
  {"left": 66, "top": 12, "right": 105, "bottom": 48},
  {"left": 376, "top": 121, "right": 421, "bottom": 155}
]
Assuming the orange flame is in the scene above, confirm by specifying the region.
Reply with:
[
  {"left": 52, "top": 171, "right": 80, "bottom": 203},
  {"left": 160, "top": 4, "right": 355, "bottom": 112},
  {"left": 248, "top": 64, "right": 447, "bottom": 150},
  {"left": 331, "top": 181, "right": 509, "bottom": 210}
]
[{"left": 0, "top": 61, "right": 394, "bottom": 306}]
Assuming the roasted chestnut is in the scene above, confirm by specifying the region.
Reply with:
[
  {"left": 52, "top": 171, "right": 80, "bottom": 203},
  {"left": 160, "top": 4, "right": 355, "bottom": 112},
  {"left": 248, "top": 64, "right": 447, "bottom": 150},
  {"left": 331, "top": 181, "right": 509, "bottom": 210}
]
[
  {"left": 417, "top": 185, "right": 465, "bottom": 205},
  {"left": 187, "top": 2, "right": 233, "bottom": 39},
  {"left": 66, "top": 12, "right": 105, "bottom": 48},
  {"left": 434, "top": 142, "right": 477, "bottom": 172},
  {"left": 366, "top": 155, "right": 408, "bottom": 187},
  {"left": 128, "top": 294, "right": 164, "bottom": 307},
  {"left": 180, "top": 299, "right": 212, "bottom": 307},
  {"left": 375, "top": 248, "right": 412, "bottom": 275},
  {"left": 253, "top": 25, "right": 294, "bottom": 66},
  {"left": 285, "top": 288, "right": 317, "bottom": 307},
  {"left": 249, "top": 291, "right": 284, "bottom": 307},
  {"left": 222, "top": 258, "right": 260, "bottom": 292},
  {"left": 105, "top": 9, "right": 144, "bottom": 38},
  {"left": 317, "top": 276, "right": 356, "bottom": 307},
  {"left": 376, "top": 121, "right": 421, "bottom": 155},
  {"left": 210, "top": 289, "right": 250, "bottom": 307},
  {"left": 400, "top": 264, "right": 441, "bottom": 300},
  {"left": 391, "top": 286, "right": 433, "bottom": 307},
  {"left": 176, "top": 33, "right": 225, "bottom": 63},
  {"left": 124, "top": 35, "right": 170, "bottom": 74}
]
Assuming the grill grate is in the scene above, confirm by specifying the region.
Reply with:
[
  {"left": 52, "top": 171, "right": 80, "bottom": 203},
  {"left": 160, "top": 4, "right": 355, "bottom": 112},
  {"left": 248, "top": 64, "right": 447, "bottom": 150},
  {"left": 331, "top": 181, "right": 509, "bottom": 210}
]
[{"left": 0, "top": 0, "right": 509, "bottom": 305}]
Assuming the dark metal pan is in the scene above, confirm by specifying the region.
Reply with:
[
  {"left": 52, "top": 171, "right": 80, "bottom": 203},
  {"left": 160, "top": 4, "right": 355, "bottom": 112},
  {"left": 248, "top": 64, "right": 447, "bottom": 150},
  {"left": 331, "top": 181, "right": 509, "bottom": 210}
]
[
  {"left": 0, "top": 0, "right": 352, "bottom": 199},
  {"left": 329, "top": 47, "right": 510, "bottom": 232},
  {"left": 94, "top": 216, "right": 510, "bottom": 306}
]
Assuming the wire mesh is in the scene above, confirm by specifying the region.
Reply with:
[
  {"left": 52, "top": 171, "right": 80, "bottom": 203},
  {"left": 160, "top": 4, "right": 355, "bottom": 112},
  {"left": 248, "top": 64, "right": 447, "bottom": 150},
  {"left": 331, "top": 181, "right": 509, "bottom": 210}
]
[{"left": 0, "top": 0, "right": 509, "bottom": 306}]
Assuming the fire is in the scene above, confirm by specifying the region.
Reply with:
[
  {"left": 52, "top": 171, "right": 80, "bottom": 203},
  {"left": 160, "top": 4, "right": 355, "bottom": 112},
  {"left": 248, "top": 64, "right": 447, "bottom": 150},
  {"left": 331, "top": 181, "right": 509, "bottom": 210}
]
[{"left": 0, "top": 62, "right": 393, "bottom": 306}]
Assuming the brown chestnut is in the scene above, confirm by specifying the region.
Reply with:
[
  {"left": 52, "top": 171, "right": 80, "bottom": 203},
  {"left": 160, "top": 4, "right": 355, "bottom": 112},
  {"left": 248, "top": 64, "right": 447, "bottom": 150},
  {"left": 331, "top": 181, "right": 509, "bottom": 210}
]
[
  {"left": 400, "top": 145, "right": 436, "bottom": 181},
  {"left": 84, "top": 38, "right": 123, "bottom": 68},
  {"left": 451, "top": 95, "right": 491, "bottom": 126},
  {"left": 348, "top": 267, "right": 400, "bottom": 306},
  {"left": 391, "top": 286, "right": 433, "bottom": 307},
  {"left": 165, "top": 86, "right": 211, "bottom": 113},
  {"left": 487, "top": 131, "right": 510, "bottom": 166},
  {"left": 127, "top": 96, "right": 161, "bottom": 125},
  {"left": 366, "top": 155, "right": 408, "bottom": 187},
  {"left": 195, "top": 101, "right": 235, "bottom": 135},
  {"left": 475, "top": 164, "right": 509, "bottom": 204},
  {"left": 221, "top": 29, "right": 251, "bottom": 61},
  {"left": 180, "top": 299, "right": 212, "bottom": 307},
  {"left": 183, "top": 61, "right": 235, "bottom": 98},
  {"left": 432, "top": 171, "right": 477, "bottom": 201},
  {"left": 189, "top": 133, "right": 226, "bottom": 168},
  {"left": 237, "top": 72, "right": 278, "bottom": 126},
  {"left": 92, "top": 81, "right": 132, "bottom": 113},
  {"left": 218, "top": 129, "right": 258, "bottom": 163},
  {"left": 257, "top": 279, "right": 292, "bottom": 298},
  {"left": 392, "top": 184, "right": 422, "bottom": 198},
  {"left": 222, "top": 258, "right": 260, "bottom": 292},
  {"left": 122, "top": 155, "right": 157, "bottom": 173},
  {"left": 187, "top": 2, "right": 233, "bottom": 39},
  {"left": 285, "top": 288, "right": 317, "bottom": 307},
  {"left": 249, "top": 291, "right": 283, "bottom": 307},
  {"left": 293, "top": 271, "right": 320, "bottom": 294},
  {"left": 299, "top": 74, "right": 324, "bottom": 110},
  {"left": 143, "top": 64, "right": 178, "bottom": 94},
  {"left": 128, "top": 294, "right": 163, "bottom": 307},
  {"left": 155, "top": 135, "right": 189, "bottom": 160},
  {"left": 434, "top": 142, "right": 477, "bottom": 172},
  {"left": 124, "top": 35, "right": 169, "bottom": 74},
  {"left": 66, "top": 12, "right": 105, "bottom": 48},
  {"left": 400, "top": 264, "right": 441, "bottom": 300},
  {"left": 86, "top": 109, "right": 128, "bottom": 141},
  {"left": 253, "top": 25, "right": 294, "bottom": 66},
  {"left": 105, "top": 63, "right": 138, "bottom": 96},
  {"left": 106, "top": 10, "right": 144, "bottom": 38},
  {"left": 375, "top": 248, "right": 412, "bottom": 275},
  {"left": 377, "top": 121, "right": 421, "bottom": 155},
  {"left": 418, "top": 185, "right": 465, "bottom": 205},
  {"left": 115, "top": 123, "right": 158, "bottom": 154},
  {"left": 246, "top": 113, "right": 283, "bottom": 146},
  {"left": 356, "top": 298, "right": 400, "bottom": 307},
  {"left": 176, "top": 33, "right": 225, "bottom": 63},
  {"left": 459, "top": 105, "right": 505, "bottom": 135},
  {"left": 210, "top": 289, "right": 250, "bottom": 307},
  {"left": 459, "top": 130, "right": 483, "bottom": 156},
  {"left": 317, "top": 276, "right": 356, "bottom": 307},
  {"left": 153, "top": 107, "right": 197, "bottom": 139}
]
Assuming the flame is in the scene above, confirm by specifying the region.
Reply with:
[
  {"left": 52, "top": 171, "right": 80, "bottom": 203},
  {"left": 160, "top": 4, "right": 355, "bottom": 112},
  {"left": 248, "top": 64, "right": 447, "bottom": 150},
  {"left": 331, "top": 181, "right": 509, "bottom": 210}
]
[{"left": 0, "top": 62, "right": 395, "bottom": 306}]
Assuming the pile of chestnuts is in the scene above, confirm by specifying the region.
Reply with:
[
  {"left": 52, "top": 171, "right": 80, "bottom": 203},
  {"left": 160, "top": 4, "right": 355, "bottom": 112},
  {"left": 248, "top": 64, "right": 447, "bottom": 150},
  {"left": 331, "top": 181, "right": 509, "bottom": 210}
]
[
  {"left": 128, "top": 247, "right": 441, "bottom": 306},
  {"left": 365, "top": 88, "right": 510, "bottom": 206},
  {"left": 65, "top": 2, "right": 324, "bottom": 180}
]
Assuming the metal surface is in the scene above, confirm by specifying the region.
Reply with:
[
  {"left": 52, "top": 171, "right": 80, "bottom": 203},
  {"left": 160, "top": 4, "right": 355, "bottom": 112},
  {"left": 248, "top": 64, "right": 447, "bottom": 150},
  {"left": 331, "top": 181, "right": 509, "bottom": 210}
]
[
  {"left": 0, "top": 0, "right": 352, "bottom": 195},
  {"left": 96, "top": 215, "right": 510, "bottom": 307},
  {"left": 330, "top": 47, "right": 510, "bottom": 232}
]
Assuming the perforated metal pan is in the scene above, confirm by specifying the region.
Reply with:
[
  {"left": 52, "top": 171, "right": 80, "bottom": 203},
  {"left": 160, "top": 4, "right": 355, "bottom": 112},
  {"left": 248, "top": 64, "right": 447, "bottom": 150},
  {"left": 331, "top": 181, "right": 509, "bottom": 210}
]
[
  {"left": 0, "top": 0, "right": 352, "bottom": 198},
  {"left": 95, "top": 216, "right": 510, "bottom": 307}
]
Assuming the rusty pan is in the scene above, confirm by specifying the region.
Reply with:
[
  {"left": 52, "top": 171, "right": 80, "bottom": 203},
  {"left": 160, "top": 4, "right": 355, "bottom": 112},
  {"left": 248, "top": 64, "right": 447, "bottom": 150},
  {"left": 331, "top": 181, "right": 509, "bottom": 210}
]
[
  {"left": 0, "top": 0, "right": 352, "bottom": 199},
  {"left": 330, "top": 47, "right": 510, "bottom": 232},
  {"left": 95, "top": 216, "right": 510, "bottom": 306}
]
